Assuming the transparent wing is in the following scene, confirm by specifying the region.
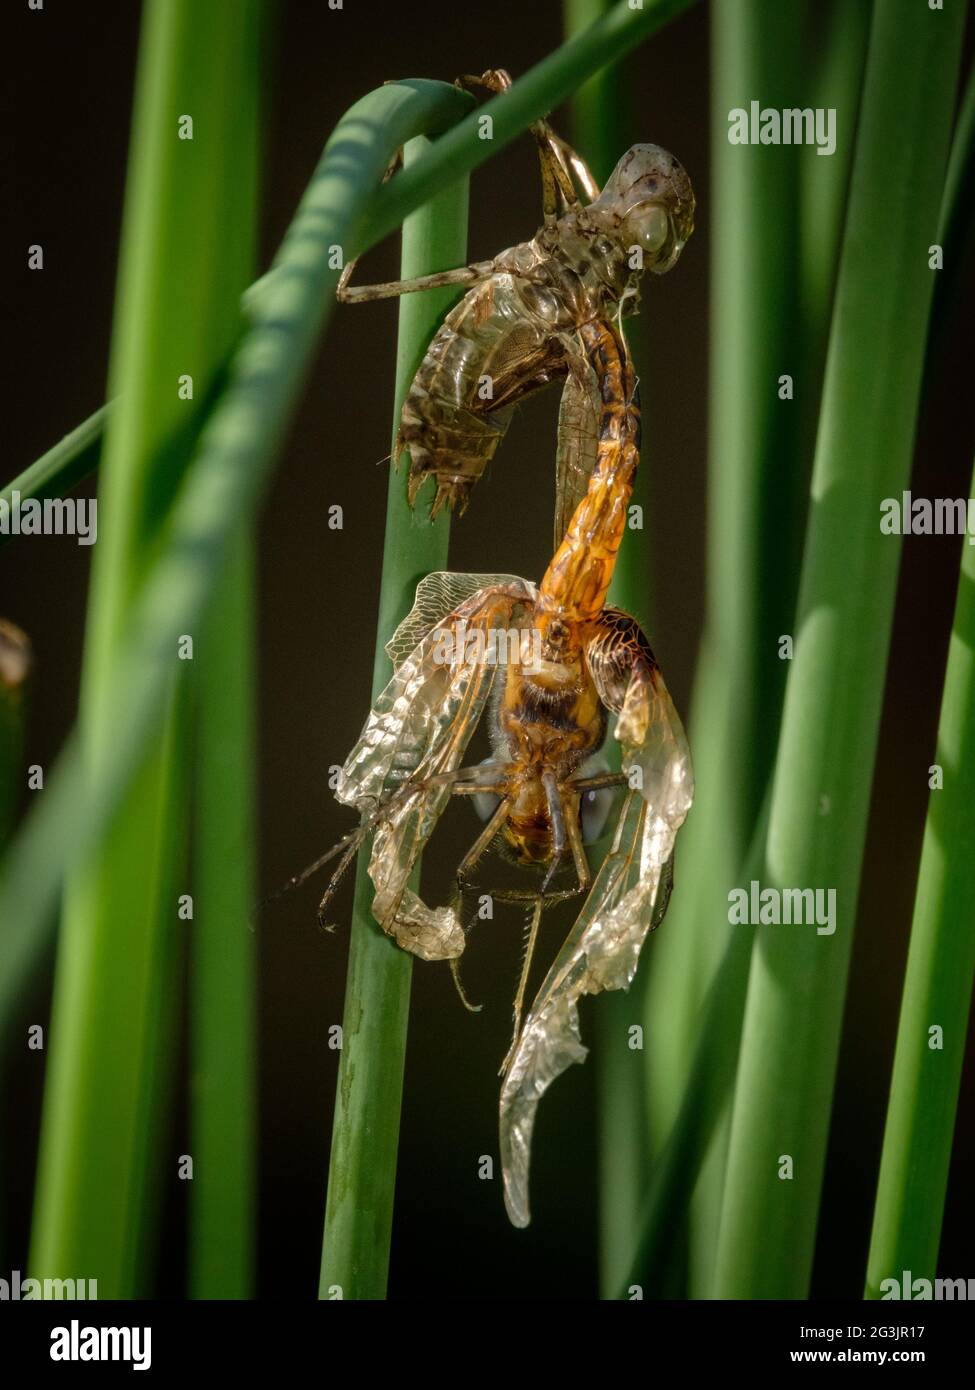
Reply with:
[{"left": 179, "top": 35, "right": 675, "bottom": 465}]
[
  {"left": 338, "top": 576, "right": 535, "bottom": 961},
  {"left": 499, "top": 653, "right": 693, "bottom": 1227},
  {"left": 553, "top": 358, "right": 600, "bottom": 550},
  {"left": 385, "top": 570, "right": 532, "bottom": 671}
]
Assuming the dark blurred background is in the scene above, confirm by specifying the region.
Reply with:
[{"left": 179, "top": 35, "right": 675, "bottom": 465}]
[{"left": 4, "top": 0, "right": 973, "bottom": 1299}]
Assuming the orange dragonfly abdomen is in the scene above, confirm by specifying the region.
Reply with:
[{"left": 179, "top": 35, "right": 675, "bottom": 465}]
[{"left": 535, "top": 318, "right": 639, "bottom": 627}]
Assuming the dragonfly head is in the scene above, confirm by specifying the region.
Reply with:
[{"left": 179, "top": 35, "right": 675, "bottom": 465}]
[{"left": 588, "top": 144, "right": 695, "bottom": 275}]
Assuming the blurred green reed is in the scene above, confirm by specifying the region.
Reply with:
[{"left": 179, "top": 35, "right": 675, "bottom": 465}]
[
  {"left": 641, "top": 0, "right": 868, "bottom": 1299},
  {"left": 190, "top": 527, "right": 259, "bottom": 1299},
  {"left": 865, "top": 453, "right": 975, "bottom": 1298},
  {"left": 186, "top": 3, "right": 264, "bottom": 1298},
  {"left": 711, "top": 0, "right": 966, "bottom": 1299},
  {"left": 28, "top": 0, "right": 265, "bottom": 1297},
  {"left": 864, "top": 69, "right": 975, "bottom": 1289}
]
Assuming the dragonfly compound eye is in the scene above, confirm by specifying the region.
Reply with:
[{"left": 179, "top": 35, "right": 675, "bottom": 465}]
[{"left": 620, "top": 201, "right": 671, "bottom": 258}]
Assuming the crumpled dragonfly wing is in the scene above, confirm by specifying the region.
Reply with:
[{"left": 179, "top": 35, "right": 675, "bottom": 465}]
[
  {"left": 499, "top": 661, "right": 693, "bottom": 1227},
  {"left": 553, "top": 357, "right": 601, "bottom": 551},
  {"left": 337, "top": 575, "right": 536, "bottom": 961}
]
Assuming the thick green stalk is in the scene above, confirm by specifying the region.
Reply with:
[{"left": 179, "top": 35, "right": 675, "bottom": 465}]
[
  {"left": 863, "top": 62, "right": 975, "bottom": 1300},
  {"left": 319, "top": 139, "right": 467, "bottom": 1302},
  {"left": 29, "top": 0, "right": 264, "bottom": 1294},
  {"left": 190, "top": 527, "right": 259, "bottom": 1299},
  {"left": 641, "top": 0, "right": 869, "bottom": 1298},
  {"left": 711, "top": 0, "right": 966, "bottom": 1299},
  {"left": 186, "top": 0, "right": 263, "bottom": 1297},
  {"left": 865, "top": 458, "right": 975, "bottom": 1296}
]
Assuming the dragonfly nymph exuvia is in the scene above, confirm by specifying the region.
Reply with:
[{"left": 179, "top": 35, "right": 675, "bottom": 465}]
[{"left": 339, "top": 69, "right": 695, "bottom": 548}]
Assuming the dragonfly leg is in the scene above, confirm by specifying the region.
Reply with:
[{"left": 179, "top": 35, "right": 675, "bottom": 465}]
[
  {"left": 269, "top": 765, "right": 498, "bottom": 918},
  {"left": 533, "top": 124, "right": 591, "bottom": 220},
  {"left": 539, "top": 769, "right": 567, "bottom": 895},
  {"left": 337, "top": 257, "right": 496, "bottom": 305},
  {"left": 447, "top": 797, "right": 512, "bottom": 1016},
  {"left": 264, "top": 822, "right": 369, "bottom": 918},
  {"left": 449, "top": 955, "right": 482, "bottom": 1015},
  {"left": 568, "top": 771, "right": 628, "bottom": 792},
  {"left": 563, "top": 790, "right": 591, "bottom": 894},
  {"left": 315, "top": 831, "right": 366, "bottom": 929},
  {"left": 455, "top": 796, "right": 512, "bottom": 889},
  {"left": 334, "top": 142, "right": 500, "bottom": 303},
  {"left": 546, "top": 130, "right": 601, "bottom": 202},
  {"left": 455, "top": 68, "right": 590, "bottom": 219},
  {"left": 449, "top": 782, "right": 507, "bottom": 797},
  {"left": 500, "top": 895, "right": 544, "bottom": 1076}
]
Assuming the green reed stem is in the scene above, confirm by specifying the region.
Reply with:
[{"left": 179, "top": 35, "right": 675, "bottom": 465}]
[
  {"left": 28, "top": 0, "right": 264, "bottom": 1295},
  {"left": 864, "top": 455, "right": 975, "bottom": 1296},
  {"left": 711, "top": 0, "right": 966, "bottom": 1299},
  {"left": 190, "top": 526, "right": 259, "bottom": 1298},
  {"left": 862, "top": 65, "right": 975, "bottom": 1297},
  {"left": 691, "top": 0, "right": 868, "bottom": 1300},
  {"left": 641, "top": 0, "right": 807, "bottom": 1298},
  {"left": 185, "top": 0, "right": 264, "bottom": 1297},
  {"left": 638, "top": 0, "right": 867, "bottom": 1298},
  {"left": 319, "top": 138, "right": 468, "bottom": 1302}
]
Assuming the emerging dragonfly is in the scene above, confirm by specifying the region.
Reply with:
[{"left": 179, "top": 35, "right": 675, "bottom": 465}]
[
  {"left": 313, "top": 315, "right": 693, "bottom": 1227},
  {"left": 338, "top": 69, "right": 695, "bottom": 544}
]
